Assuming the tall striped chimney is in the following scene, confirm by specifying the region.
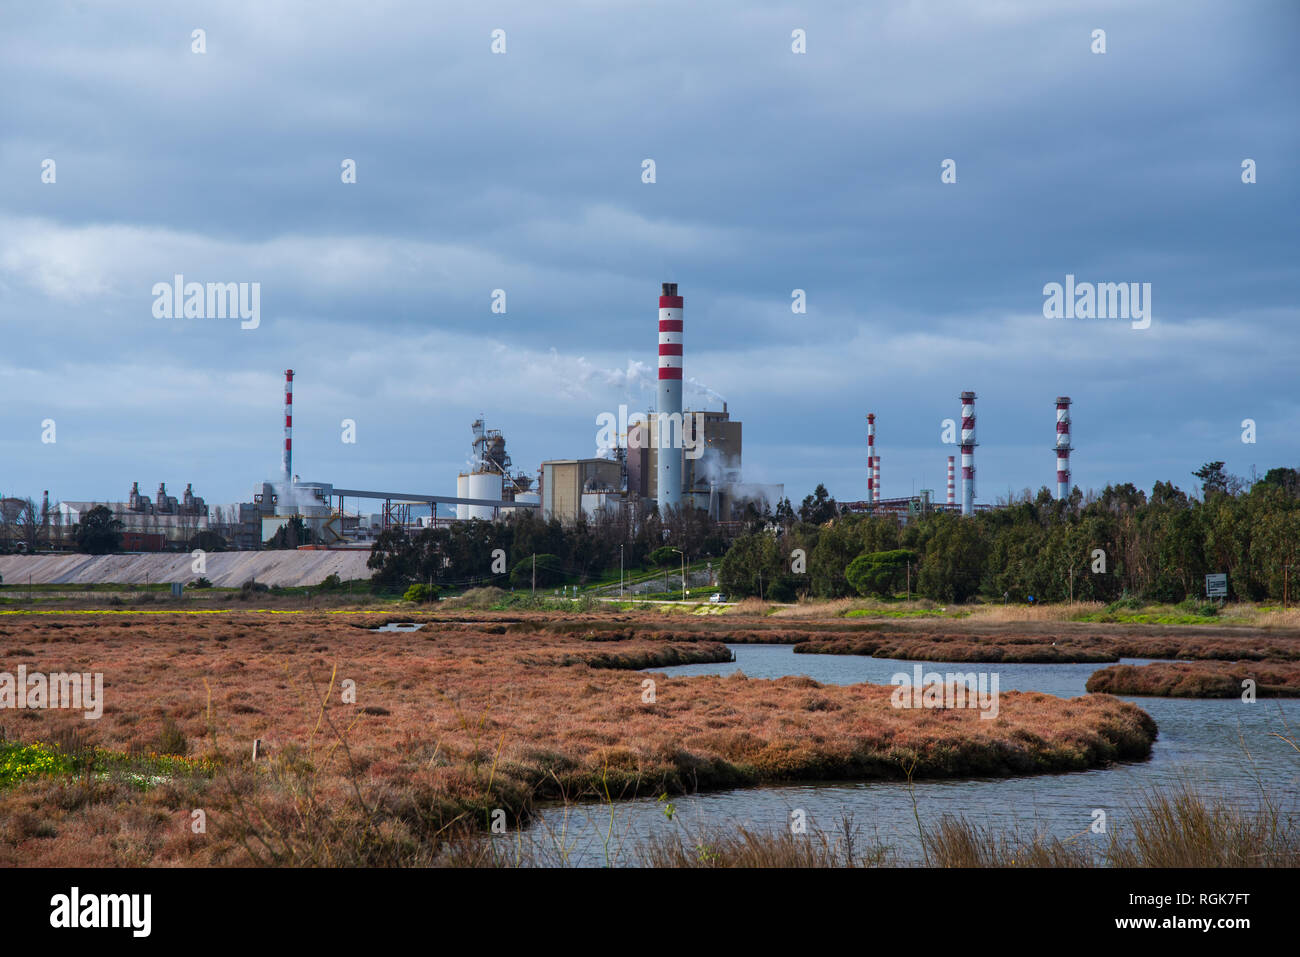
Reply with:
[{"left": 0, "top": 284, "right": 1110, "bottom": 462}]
[
  {"left": 866, "top": 414, "right": 875, "bottom": 502},
  {"left": 947, "top": 455, "right": 956, "bottom": 506},
  {"left": 282, "top": 369, "right": 294, "bottom": 485},
  {"left": 657, "top": 283, "right": 683, "bottom": 515},
  {"left": 960, "top": 391, "right": 977, "bottom": 516},
  {"left": 1055, "top": 396, "right": 1072, "bottom": 500}
]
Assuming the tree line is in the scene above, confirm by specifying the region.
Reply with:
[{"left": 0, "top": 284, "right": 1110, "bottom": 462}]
[
  {"left": 367, "top": 504, "right": 729, "bottom": 590},
  {"left": 718, "top": 465, "right": 1300, "bottom": 604}
]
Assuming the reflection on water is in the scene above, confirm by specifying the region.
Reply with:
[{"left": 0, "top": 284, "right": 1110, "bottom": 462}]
[{"left": 523, "top": 643, "right": 1300, "bottom": 866}]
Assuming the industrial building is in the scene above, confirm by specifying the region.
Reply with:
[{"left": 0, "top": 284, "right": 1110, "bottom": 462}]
[
  {"left": 56, "top": 483, "right": 215, "bottom": 550},
  {"left": 15, "top": 284, "right": 1083, "bottom": 553},
  {"left": 532, "top": 283, "right": 781, "bottom": 525},
  {"left": 456, "top": 418, "right": 537, "bottom": 520},
  {"left": 538, "top": 458, "right": 623, "bottom": 523}
]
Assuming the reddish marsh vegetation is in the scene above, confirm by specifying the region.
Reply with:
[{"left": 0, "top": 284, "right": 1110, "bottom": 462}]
[
  {"left": 0, "top": 610, "right": 1157, "bottom": 865},
  {"left": 1087, "top": 660, "right": 1300, "bottom": 697},
  {"left": 787, "top": 622, "right": 1300, "bottom": 666}
]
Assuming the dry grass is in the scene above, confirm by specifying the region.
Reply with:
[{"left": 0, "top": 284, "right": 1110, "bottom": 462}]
[
  {"left": 1249, "top": 607, "right": 1300, "bottom": 629},
  {"left": 723, "top": 598, "right": 776, "bottom": 616},
  {"left": 922, "top": 782, "right": 1300, "bottom": 867},
  {"left": 769, "top": 599, "right": 863, "bottom": 619},
  {"left": 638, "top": 811, "right": 895, "bottom": 867},
  {"left": 965, "top": 602, "right": 1106, "bottom": 623},
  {"left": 0, "top": 610, "right": 1158, "bottom": 865}
]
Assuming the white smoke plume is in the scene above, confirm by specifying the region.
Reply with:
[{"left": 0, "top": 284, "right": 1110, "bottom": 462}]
[{"left": 685, "top": 377, "right": 726, "bottom": 407}]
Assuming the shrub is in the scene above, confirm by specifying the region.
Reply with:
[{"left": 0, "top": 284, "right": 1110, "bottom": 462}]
[
  {"left": 155, "top": 718, "right": 189, "bottom": 757},
  {"left": 188, "top": 577, "right": 213, "bottom": 589},
  {"left": 403, "top": 583, "right": 439, "bottom": 604}
]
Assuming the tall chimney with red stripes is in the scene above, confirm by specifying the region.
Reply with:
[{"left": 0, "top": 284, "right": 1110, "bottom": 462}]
[
  {"left": 656, "top": 284, "right": 683, "bottom": 515},
  {"left": 947, "top": 455, "right": 956, "bottom": 506},
  {"left": 282, "top": 369, "right": 294, "bottom": 485},
  {"left": 866, "top": 414, "right": 876, "bottom": 502},
  {"left": 960, "top": 391, "right": 977, "bottom": 515},
  {"left": 1055, "top": 396, "right": 1072, "bottom": 500}
]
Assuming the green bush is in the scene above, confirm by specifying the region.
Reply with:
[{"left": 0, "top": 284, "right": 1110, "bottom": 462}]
[
  {"left": 403, "top": 583, "right": 439, "bottom": 603},
  {"left": 188, "top": 577, "right": 213, "bottom": 589}
]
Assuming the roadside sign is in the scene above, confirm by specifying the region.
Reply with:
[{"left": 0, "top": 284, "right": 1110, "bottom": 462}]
[{"left": 1205, "top": 573, "right": 1228, "bottom": 598}]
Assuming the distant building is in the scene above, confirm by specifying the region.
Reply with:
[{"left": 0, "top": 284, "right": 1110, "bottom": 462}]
[{"left": 57, "top": 482, "right": 212, "bottom": 550}]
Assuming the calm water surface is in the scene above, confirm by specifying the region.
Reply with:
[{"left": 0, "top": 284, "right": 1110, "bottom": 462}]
[{"left": 522, "top": 644, "right": 1300, "bottom": 865}]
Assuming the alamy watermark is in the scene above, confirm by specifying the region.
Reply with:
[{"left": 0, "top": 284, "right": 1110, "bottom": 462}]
[
  {"left": 1043, "top": 274, "right": 1151, "bottom": 330},
  {"left": 0, "top": 666, "right": 103, "bottom": 719},
  {"left": 152, "top": 274, "right": 260, "bottom": 329},
  {"left": 890, "top": 664, "right": 1000, "bottom": 720},
  {"left": 595, "top": 404, "right": 704, "bottom": 458}
]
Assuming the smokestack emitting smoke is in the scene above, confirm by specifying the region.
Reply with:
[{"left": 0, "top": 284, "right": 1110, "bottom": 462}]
[
  {"left": 1055, "top": 396, "right": 1072, "bottom": 500},
  {"left": 657, "top": 283, "right": 683, "bottom": 515},
  {"left": 960, "top": 391, "right": 977, "bottom": 516},
  {"left": 283, "top": 369, "right": 294, "bottom": 484},
  {"left": 947, "top": 455, "right": 955, "bottom": 506},
  {"left": 866, "top": 414, "right": 875, "bottom": 501}
]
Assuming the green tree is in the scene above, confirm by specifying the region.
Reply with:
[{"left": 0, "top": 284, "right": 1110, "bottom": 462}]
[
  {"left": 916, "top": 515, "right": 987, "bottom": 603},
  {"left": 718, "top": 532, "right": 790, "bottom": 599},
  {"left": 74, "top": 505, "right": 123, "bottom": 554},
  {"left": 188, "top": 530, "right": 227, "bottom": 552},
  {"left": 798, "top": 484, "right": 839, "bottom": 525},
  {"left": 845, "top": 549, "right": 916, "bottom": 598},
  {"left": 510, "top": 554, "right": 564, "bottom": 589},
  {"left": 1192, "top": 462, "right": 1229, "bottom": 499},
  {"left": 268, "top": 516, "right": 313, "bottom": 550}
]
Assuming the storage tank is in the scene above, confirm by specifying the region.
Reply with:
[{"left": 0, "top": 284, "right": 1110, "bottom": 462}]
[
  {"left": 467, "top": 471, "right": 502, "bottom": 520},
  {"left": 456, "top": 473, "right": 470, "bottom": 520}
]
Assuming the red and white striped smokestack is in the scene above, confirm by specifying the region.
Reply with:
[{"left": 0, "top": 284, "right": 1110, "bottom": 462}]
[
  {"left": 866, "top": 414, "right": 875, "bottom": 501},
  {"left": 947, "top": 456, "right": 955, "bottom": 506},
  {"left": 960, "top": 391, "right": 977, "bottom": 516},
  {"left": 1055, "top": 396, "right": 1072, "bottom": 500},
  {"left": 282, "top": 369, "right": 294, "bottom": 484},
  {"left": 873, "top": 453, "right": 881, "bottom": 503},
  {"left": 656, "top": 283, "right": 683, "bottom": 515}
]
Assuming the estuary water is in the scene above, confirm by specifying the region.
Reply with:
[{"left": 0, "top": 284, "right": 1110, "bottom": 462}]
[{"left": 521, "top": 644, "right": 1300, "bottom": 865}]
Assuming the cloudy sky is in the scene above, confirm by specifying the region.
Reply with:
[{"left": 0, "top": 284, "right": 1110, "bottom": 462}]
[{"left": 1, "top": 0, "right": 1296, "bottom": 510}]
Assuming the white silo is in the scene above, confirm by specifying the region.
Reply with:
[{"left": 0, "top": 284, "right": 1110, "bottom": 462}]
[
  {"left": 467, "top": 471, "right": 502, "bottom": 520},
  {"left": 456, "top": 472, "right": 470, "bottom": 520}
]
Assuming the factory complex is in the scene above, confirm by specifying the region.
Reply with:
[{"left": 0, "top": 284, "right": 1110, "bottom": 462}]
[{"left": 4, "top": 283, "right": 1076, "bottom": 553}]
